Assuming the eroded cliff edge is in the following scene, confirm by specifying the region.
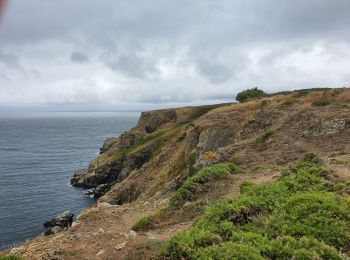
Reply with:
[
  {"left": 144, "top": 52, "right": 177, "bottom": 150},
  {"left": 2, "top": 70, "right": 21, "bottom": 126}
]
[{"left": 71, "top": 89, "right": 350, "bottom": 205}]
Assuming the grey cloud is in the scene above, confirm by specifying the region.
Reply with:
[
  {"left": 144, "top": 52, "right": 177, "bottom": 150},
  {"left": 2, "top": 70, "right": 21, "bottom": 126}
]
[
  {"left": 0, "top": 51, "right": 20, "bottom": 68},
  {"left": 196, "top": 60, "right": 232, "bottom": 84},
  {"left": 105, "top": 52, "right": 159, "bottom": 79},
  {"left": 0, "top": 0, "right": 350, "bottom": 107},
  {"left": 71, "top": 51, "right": 90, "bottom": 64}
]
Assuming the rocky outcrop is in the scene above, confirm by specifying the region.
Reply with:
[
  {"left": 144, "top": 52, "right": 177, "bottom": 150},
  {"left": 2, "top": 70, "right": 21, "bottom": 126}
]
[
  {"left": 71, "top": 142, "right": 158, "bottom": 196},
  {"left": 43, "top": 211, "right": 74, "bottom": 236},
  {"left": 71, "top": 89, "right": 350, "bottom": 206}
]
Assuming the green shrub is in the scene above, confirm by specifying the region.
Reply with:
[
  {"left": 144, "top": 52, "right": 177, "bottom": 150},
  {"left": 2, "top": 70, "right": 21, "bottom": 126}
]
[
  {"left": 255, "top": 128, "right": 276, "bottom": 145},
  {"left": 132, "top": 215, "right": 153, "bottom": 231},
  {"left": 132, "top": 210, "right": 163, "bottom": 231},
  {"left": 169, "top": 163, "right": 244, "bottom": 208},
  {"left": 236, "top": 88, "right": 266, "bottom": 103},
  {"left": 161, "top": 155, "right": 350, "bottom": 259}
]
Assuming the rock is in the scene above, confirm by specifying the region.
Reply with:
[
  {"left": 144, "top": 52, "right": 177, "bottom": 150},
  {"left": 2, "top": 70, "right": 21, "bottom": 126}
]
[
  {"left": 97, "top": 202, "right": 113, "bottom": 208},
  {"left": 100, "top": 137, "right": 119, "bottom": 154},
  {"left": 44, "top": 211, "right": 74, "bottom": 236},
  {"left": 197, "top": 127, "right": 235, "bottom": 153},
  {"left": 9, "top": 246, "right": 25, "bottom": 255},
  {"left": 71, "top": 169, "right": 89, "bottom": 188},
  {"left": 84, "top": 189, "right": 94, "bottom": 196},
  {"left": 129, "top": 230, "right": 137, "bottom": 237},
  {"left": 94, "top": 183, "right": 112, "bottom": 198},
  {"left": 115, "top": 241, "right": 127, "bottom": 250},
  {"left": 143, "top": 110, "right": 177, "bottom": 133},
  {"left": 44, "top": 226, "right": 62, "bottom": 236},
  {"left": 71, "top": 222, "right": 79, "bottom": 228},
  {"left": 96, "top": 249, "right": 105, "bottom": 257}
]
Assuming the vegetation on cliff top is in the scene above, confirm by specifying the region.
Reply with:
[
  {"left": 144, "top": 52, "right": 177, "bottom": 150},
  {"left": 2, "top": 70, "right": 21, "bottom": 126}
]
[
  {"left": 236, "top": 87, "right": 266, "bottom": 102},
  {"left": 160, "top": 154, "right": 350, "bottom": 259}
]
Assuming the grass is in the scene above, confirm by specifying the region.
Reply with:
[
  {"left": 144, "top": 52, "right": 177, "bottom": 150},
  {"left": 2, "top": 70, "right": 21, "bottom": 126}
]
[
  {"left": 255, "top": 128, "right": 276, "bottom": 145},
  {"left": 160, "top": 153, "right": 350, "bottom": 259},
  {"left": 0, "top": 256, "right": 23, "bottom": 260},
  {"left": 169, "top": 163, "right": 245, "bottom": 208}
]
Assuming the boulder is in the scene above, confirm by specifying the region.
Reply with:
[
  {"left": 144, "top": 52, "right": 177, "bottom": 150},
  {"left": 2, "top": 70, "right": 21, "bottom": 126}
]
[{"left": 44, "top": 211, "right": 74, "bottom": 236}]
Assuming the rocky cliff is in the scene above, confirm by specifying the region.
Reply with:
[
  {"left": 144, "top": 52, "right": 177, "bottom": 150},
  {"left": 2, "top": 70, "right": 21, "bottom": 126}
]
[
  {"left": 3, "top": 88, "right": 350, "bottom": 260},
  {"left": 72, "top": 89, "right": 350, "bottom": 206}
]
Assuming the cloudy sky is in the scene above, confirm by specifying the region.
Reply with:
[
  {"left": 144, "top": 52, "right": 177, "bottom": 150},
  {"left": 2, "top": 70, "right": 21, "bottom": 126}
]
[{"left": 0, "top": 0, "right": 350, "bottom": 110}]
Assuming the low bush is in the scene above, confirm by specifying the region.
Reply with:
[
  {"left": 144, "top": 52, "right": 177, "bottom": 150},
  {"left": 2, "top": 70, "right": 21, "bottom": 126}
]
[
  {"left": 161, "top": 154, "right": 350, "bottom": 259},
  {"left": 236, "top": 88, "right": 266, "bottom": 103},
  {"left": 169, "top": 163, "right": 244, "bottom": 208},
  {"left": 255, "top": 128, "right": 276, "bottom": 145},
  {"left": 132, "top": 210, "right": 162, "bottom": 231}
]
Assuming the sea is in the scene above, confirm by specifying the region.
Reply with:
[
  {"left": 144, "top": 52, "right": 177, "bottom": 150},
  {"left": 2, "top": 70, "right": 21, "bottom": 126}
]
[{"left": 0, "top": 111, "right": 139, "bottom": 249}]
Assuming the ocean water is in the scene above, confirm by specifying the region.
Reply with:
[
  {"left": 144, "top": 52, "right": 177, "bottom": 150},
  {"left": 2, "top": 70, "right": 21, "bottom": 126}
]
[{"left": 0, "top": 112, "right": 139, "bottom": 249}]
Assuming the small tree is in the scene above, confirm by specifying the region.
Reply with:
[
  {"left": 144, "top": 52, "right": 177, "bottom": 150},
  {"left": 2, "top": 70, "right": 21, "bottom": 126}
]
[{"left": 236, "top": 87, "right": 266, "bottom": 102}]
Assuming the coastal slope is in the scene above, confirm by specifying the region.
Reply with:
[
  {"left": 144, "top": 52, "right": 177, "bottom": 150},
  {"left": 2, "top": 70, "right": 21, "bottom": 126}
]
[{"left": 2, "top": 88, "right": 350, "bottom": 259}]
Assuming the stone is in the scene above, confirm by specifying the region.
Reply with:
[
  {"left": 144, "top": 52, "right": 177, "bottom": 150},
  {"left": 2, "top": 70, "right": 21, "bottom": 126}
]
[
  {"left": 115, "top": 241, "right": 127, "bottom": 250},
  {"left": 96, "top": 249, "right": 105, "bottom": 257},
  {"left": 94, "top": 184, "right": 112, "bottom": 198},
  {"left": 9, "top": 246, "right": 25, "bottom": 255},
  {"left": 129, "top": 230, "right": 137, "bottom": 237}
]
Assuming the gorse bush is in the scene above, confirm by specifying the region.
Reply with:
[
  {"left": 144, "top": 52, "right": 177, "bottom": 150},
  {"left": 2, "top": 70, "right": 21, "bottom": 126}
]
[
  {"left": 169, "top": 163, "right": 244, "bottom": 208},
  {"left": 161, "top": 154, "right": 350, "bottom": 259},
  {"left": 236, "top": 88, "right": 266, "bottom": 102}
]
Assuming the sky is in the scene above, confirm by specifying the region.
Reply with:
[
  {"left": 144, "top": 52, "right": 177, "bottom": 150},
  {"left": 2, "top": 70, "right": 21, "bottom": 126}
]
[{"left": 0, "top": 0, "right": 350, "bottom": 110}]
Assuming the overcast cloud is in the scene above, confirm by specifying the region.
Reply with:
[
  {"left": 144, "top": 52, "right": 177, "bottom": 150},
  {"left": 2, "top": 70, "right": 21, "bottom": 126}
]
[{"left": 0, "top": 0, "right": 350, "bottom": 109}]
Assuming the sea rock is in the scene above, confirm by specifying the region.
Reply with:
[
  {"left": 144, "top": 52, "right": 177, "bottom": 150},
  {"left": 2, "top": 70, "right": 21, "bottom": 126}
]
[
  {"left": 44, "top": 211, "right": 74, "bottom": 236},
  {"left": 71, "top": 169, "right": 89, "bottom": 188},
  {"left": 94, "top": 183, "right": 112, "bottom": 198}
]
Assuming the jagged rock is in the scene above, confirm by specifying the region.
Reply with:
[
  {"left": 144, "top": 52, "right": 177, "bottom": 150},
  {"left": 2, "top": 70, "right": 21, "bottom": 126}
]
[
  {"left": 99, "top": 137, "right": 119, "bottom": 154},
  {"left": 144, "top": 110, "right": 177, "bottom": 133},
  {"left": 94, "top": 184, "right": 112, "bottom": 198},
  {"left": 70, "top": 169, "right": 89, "bottom": 188},
  {"left": 197, "top": 127, "right": 235, "bottom": 152},
  {"left": 44, "top": 226, "right": 62, "bottom": 236},
  {"left": 44, "top": 211, "right": 74, "bottom": 236},
  {"left": 240, "top": 112, "right": 280, "bottom": 140},
  {"left": 305, "top": 117, "right": 350, "bottom": 136}
]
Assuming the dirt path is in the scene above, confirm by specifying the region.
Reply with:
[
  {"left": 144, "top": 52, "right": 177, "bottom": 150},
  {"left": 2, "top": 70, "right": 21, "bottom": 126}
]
[{"left": 9, "top": 199, "right": 183, "bottom": 260}]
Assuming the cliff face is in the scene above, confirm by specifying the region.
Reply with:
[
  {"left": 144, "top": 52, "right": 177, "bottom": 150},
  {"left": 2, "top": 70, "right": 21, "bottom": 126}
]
[
  {"left": 71, "top": 89, "right": 350, "bottom": 205},
  {"left": 5, "top": 88, "right": 350, "bottom": 260}
]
